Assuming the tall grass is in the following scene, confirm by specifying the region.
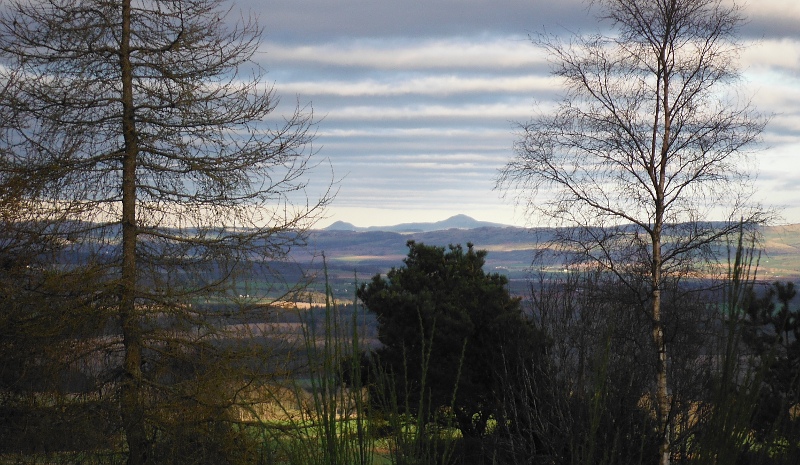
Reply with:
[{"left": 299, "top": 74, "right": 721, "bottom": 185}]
[
  {"left": 261, "top": 261, "right": 374, "bottom": 465},
  {"left": 689, "top": 226, "right": 800, "bottom": 464},
  {"left": 689, "top": 226, "right": 764, "bottom": 464},
  {"left": 366, "top": 317, "right": 462, "bottom": 465},
  {"left": 260, "top": 258, "right": 462, "bottom": 465}
]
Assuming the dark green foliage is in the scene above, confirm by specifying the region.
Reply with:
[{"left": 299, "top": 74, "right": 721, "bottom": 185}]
[
  {"left": 689, "top": 233, "right": 800, "bottom": 465},
  {"left": 357, "top": 241, "right": 546, "bottom": 441},
  {"left": 743, "top": 281, "right": 800, "bottom": 438}
]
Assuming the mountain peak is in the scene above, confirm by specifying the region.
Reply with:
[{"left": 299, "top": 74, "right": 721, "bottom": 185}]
[
  {"left": 324, "top": 220, "right": 359, "bottom": 231},
  {"left": 322, "top": 214, "right": 508, "bottom": 233}
]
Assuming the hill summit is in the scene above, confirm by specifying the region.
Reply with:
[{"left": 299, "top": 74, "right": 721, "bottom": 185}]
[{"left": 323, "top": 214, "right": 509, "bottom": 233}]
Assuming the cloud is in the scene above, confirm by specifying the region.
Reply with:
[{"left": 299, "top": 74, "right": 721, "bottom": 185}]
[
  {"left": 328, "top": 102, "right": 533, "bottom": 121},
  {"left": 246, "top": 0, "right": 800, "bottom": 43},
  {"left": 739, "top": 0, "right": 800, "bottom": 40},
  {"left": 741, "top": 39, "right": 800, "bottom": 74},
  {"left": 317, "top": 127, "right": 510, "bottom": 139},
  {"left": 277, "top": 74, "right": 559, "bottom": 97},
  {"left": 259, "top": 37, "right": 549, "bottom": 70},
  {"left": 246, "top": 0, "right": 592, "bottom": 42},
  {"left": 251, "top": 0, "right": 800, "bottom": 227}
]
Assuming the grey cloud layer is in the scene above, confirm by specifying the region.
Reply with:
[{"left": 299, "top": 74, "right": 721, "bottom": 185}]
[
  {"left": 250, "top": 0, "right": 800, "bottom": 41},
  {"left": 252, "top": 0, "right": 800, "bottom": 226},
  {"left": 248, "top": 0, "right": 591, "bottom": 41}
]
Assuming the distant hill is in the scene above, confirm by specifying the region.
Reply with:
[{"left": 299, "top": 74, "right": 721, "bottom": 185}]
[
  {"left": 324, "top": 214, "right": 510, "bottom": 233},
  {"left": 305, "top": 222, "right": 800, "bottom": 290},
  {"left": 325, "top": 221, "right": 360, "bottom": 231}
]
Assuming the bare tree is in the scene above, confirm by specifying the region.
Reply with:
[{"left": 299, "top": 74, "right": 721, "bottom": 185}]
[
  {"left": 0, "top": 0, "right": 331, "bottom": 463},
  {"left": 498, "top": 1, "right": 766, "bottom": 464}
]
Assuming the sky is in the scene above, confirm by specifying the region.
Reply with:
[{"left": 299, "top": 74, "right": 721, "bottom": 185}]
[{"left": 246, "top": 0, "right": 800, "bottom": 229}]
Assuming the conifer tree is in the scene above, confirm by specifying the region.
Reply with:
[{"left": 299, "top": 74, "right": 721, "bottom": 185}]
[{"left": 0, "top": 0, "right": 330, "bottom": 462}]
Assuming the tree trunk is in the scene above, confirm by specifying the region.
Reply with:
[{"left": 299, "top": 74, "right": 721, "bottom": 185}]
[
  {"left": 652, "top": 224, "right": 670, "bottom": 465},
  {"left": 118, "top": 0, "right": 146, "bottom": 463},
  {"left": 653, "top": 287, "right": 670, "bottom": 465},
  {"left": 656, "top": 36, "right": 673, "bottom": 463}
]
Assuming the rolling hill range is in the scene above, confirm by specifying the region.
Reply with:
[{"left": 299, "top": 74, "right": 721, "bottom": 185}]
[
  {"left": 324, "top": 214, "right": 509, "bottom": 233},
  {"left": 294, "top": 216, "right": 800, "bottom": 299}
]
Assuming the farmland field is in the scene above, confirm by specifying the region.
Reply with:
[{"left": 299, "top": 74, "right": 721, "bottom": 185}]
[{"left": 282, "top": 223, "right": 800, "bottom": 302}]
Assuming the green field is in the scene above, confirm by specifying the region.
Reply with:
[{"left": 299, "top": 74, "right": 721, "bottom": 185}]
[{"left": 289, "top": 224, "right": 800, "bottom": 302}]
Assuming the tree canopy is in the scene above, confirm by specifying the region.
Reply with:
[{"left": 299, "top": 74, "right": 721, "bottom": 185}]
[{"left": 357, "top": 241, "right": 545, "bottom": 439}]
